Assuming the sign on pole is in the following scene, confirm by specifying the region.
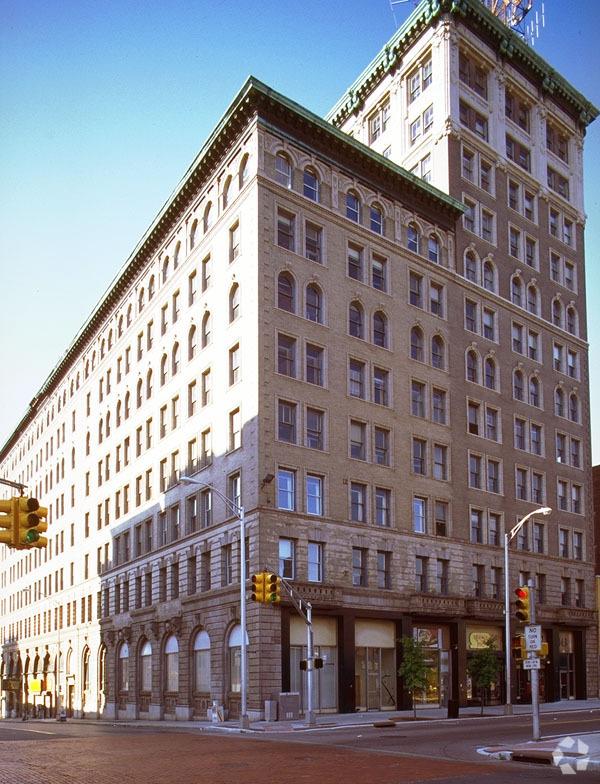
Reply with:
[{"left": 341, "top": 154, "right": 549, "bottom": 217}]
[
  {"left": 523, "top": 657, "right": 541, "bottom": 670},
  {"left": 524, "top": 624, "right": 542, "bottom": 651}
]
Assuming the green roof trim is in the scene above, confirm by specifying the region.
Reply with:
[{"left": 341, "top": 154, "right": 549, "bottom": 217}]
[
  {"left": 1, "top": 75, "right": 463, "bottom": 459},
  {"left": 326, "top": 0, "right": 598, "bottom": 127}
]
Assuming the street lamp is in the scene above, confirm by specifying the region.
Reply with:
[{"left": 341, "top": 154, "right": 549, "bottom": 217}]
[
  {"left": 180, "top": 476, "right": 249, "bottom": 729},
  {"left": 504, "top": 506, "right": 551, "bottom": 715}
]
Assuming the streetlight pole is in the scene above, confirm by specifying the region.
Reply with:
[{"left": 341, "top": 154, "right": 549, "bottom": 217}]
[
  {"left": 180, "top": 476, "right": 249, "bottom": 729},
  {"left": 503, "top": 506, "right": 551, "bottom": 715}
]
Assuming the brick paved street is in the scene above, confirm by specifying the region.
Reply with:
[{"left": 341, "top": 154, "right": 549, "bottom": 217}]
[{"left": 0, "top": 731, "right": 495, "bottom": 784}]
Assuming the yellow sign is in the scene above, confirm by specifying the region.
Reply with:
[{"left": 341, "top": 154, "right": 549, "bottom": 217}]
[{"left": 29, "top": 679, "right": 43, "bottom": 693}]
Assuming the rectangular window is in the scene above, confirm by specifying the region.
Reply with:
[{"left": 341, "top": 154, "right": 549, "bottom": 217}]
[
  {"left": 347, "top": 243, "right": 363, "bottom": 281},
  {"left": 229, "top": 343, "right": 240, "bottom": 385},
  {"left": 229, "top": 222, "right": 240, "bottom": 261},
  {"left": 306, "top": 344, "right": 324, "bottom": 386},
  {"left": 415, "top": 555, "right": 427, "bottom": 592},
  {"left": 373, "top": 367, "right": 389, "bottom": 406},
  {"left": 375, "top": 487, "right": 391, "bottom": 527},
  {"left": 411, "top": 381, "right": 426, "bottom": 418},
  {"left": 306, "top": 474, "right": 323, "bottom": 516},
  {"left": 374, "top": 427, "right": 390, "bottom": 466},
  {"left": 349, "top": 359, "right": 365, "bottom": 399},
  {"left": 352, "top": 548, "right": 367, "bottom": 587},
  {"left": 371, "top": 254, "right": 387, "bottom": 291},
  {"left": 350, "top": 420, "right": 366, "bottom": 460},
  {"left": 308, "top": 542, "right": 323, "bottom": 583},
  {"left": 279, "top": 538, "right": 295, "bottom": 579},
  {"left": 413, "top": 496, "right": 427, "bottom": 533},
  {"left": 277, "top": 334, "right": 296, "bottom": 377},
  {"left": 306, "top": 407, "right": 324, "bottom": 450},
  {"left": 350, "top": 482, "right": 366, "bottom": 523},
  {"left": 412, "top": 438, "right": 426, "bottom": 475},
  {"left": 278, "top": 400, "right": 296, "bottom": 443},
  {"left": 470, "top": 508, "right": 483, "bottom": 543},
  {"left": 433, "top": 444, "right": 448, "bottom": 481},
  {"left": 305, "top": 222, "right": 322, "bottom": 263},
  {"left": 277, "top": 209, "right": 295, "bottom": 251},
  {"left": 377, "top": 551, "right": 391, "bottom": 589},
  {"left": 229, "top": 408, "right": 241, "bottom": 451},
  {"left": 277, "top": 469, "right": 295, "bottom": 511}
]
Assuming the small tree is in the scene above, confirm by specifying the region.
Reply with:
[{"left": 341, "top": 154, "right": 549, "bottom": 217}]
[
  {"left": 397, "top": 635, "right": 433, "bottom": 719},
  {"left": 467, "top": 637, "right": 498, "bottom": 715}
]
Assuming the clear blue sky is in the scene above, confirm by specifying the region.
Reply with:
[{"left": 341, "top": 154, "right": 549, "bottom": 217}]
[{"left": 1, "top": 0, "right": 599, "bottom": 459}]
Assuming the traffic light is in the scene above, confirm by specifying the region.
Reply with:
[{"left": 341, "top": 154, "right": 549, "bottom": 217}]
[
  {"left": 251, "top": 573, "right": 266, "bottom": 603},
  {"left": 265, "top": 572, "right": 281, "bottom": 603},
  {"left": 538, "top": 642, "right": 549, "bottom": 659},
  {"left": 512, "top": 634, "right": 526, "bottom": 662},
  {"left": 314, "top": 657, "right": 324, "bottom": 669},
  {"left": 514, "top": 585, "right": 530, "bottom": 622},
  {"left": 17, "top": 498, "right": 48, "bottom": 548},
  {"left": 0, "top": 498, "right": 17, "bottom": 547}
]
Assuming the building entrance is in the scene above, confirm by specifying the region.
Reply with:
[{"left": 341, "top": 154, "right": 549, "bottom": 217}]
[{"left": 355, "top": 647, "right": 396, "bottom": 711}]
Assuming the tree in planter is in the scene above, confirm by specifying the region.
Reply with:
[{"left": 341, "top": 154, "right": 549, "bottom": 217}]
[
  {"left": 397, "top": 635, "right": 434, "bottom": 720},
  {"left": 467, "top": 636, "right": 499, "bottom": 715}
]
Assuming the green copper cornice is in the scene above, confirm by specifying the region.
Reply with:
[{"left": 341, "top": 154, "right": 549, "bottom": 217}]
[{"left": 326, "top": 0, "right": 598, "bottom": 128}]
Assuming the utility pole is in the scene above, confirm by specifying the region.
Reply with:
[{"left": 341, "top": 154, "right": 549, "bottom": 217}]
[{"left": 528, "top": 578, "right": 541, "bottom": 741}]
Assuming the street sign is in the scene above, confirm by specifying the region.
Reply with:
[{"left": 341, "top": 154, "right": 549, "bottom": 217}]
[
  {"left": 524, "top": 624, "right": 542, "bottom": 651},
  {"left": 523, "top": 657, "right": 541, "bottom": 670}
]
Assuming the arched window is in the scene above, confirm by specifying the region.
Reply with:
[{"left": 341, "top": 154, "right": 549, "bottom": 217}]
[
  {"left": 228, "top": 625, "right": 248, "bottom": 694},
  {"left": 569, "top": 393, "right": 579, "bottom": 423},
  {"left": 373, "top": 311, "right": 387, "bottom": 347},
  {"left": 431, "top": 335, "right": 445, "bottom": 369},
  {"left": 193, "top": 631, "right": 210, "bottom": 694},
  {"left": 173, "top": 242, "right": 181, "bottom": 269},
  {"left": 98, "top": 418, "right": 103, "bottom": 444},
  {"left": 160, "top": 354, "right": 168, "bottom": 386},
  {"left": 115, "top": 401, "right": 122, "bottom": 428},
  {"left": 348, "top": 301, "right": 364, "bottom": 338},
  {"left": 136, "top": 378, "right": 143, "bottom": 408},
  {"left": 303, "top": 168, "right": 319, "bottom": 201},
  {"left": 555, "top": 387, "right": 565, "bottom": 417},
  {"left": 239, "top": 154, "right": 249, "bottom": 188},
  {"left": 511, "top": 276, "right": 523, "bottom": 307},
  {"left": 124, "top": 392, "right": 131, "bottom": 419},
  {"left": 201, "top": 312, "right": 211, "bottom": 348},
  {"left": 188, "top": 325, "right": 197, "bottom": 360},
  {"left": 108, "top": 330, "right": 113, "bottom": 350},
  {"left": 484, "top": 357, "right": 497, "bottom": 390},
  {"left": 483, "top": 260, "right": 495, "bottom": 292},
  {"left": 529, "top": 376, "right": 540, "bottom": 407},
  {"left": 162, "top": 257, "right": 169, "bottom": 283},
  {"left": 118, "top": 315, "right": 124, "bottom": 337},
  {"left": 203, "top": 201, "right": 214, "bottom": 233},
  {"left": 138, "top": 288, "right": 145, "bottom": 313},
  {"left": 306, "top": 283, "right": 322, "bottom": 323},
  {"left": 190, "top": 219, "right": 198, "bottom": 250},
  {"left": 148, "top": 276, "right": 155, "bottom": 300},
  {"left": 407, "top": 223, "right": 420, "bottom": 253},
  {"left": 118, "top": 642, "right": 129, "bottom": 692},
  {"left": 552, "top": 298, "right": 563, "bottom": 327},
  {"left": 146, "top": 369, "right": 153, "bottom": 399},
  {"left": 71, "top": 447, "right": 76, "bottom": 470},
  {"left": 229, "top": 284, "right": 240, "bottom": 322},
  {"left": 172, "top": 343, "right": 180, "bottom": 376},
  {"left": 164, "top": 635, "right": 179, "bottom": 693},
  {"left": 277, "top": 272, "right": 295, "bottom": 312},
  {"left": 92, "top": 350, "right": 97, "bottom": 369},
  {"left": 126, "top": 305, "right": 133, "bottom": 327},
  {"left": 527, "top": 284, "right": 538, "bottom": 314},
  {"left": 513, "top": 369, "right": 524, "bottom": 401},
  {"left": 100, "top": 339, "right": 106, "bottom": 359},
  {"left": 428, "top": 235, "right": 440, "bottom": 264},
  {"left": 346, "top": 190, "right": 360, "bottom": 223},
  {"left": 370, "top": 204, "right": 384, "bottom": 235},
  {"left": 466, "top": 350, "right": 478, "bottom": 383},
  {"left": 566, "top": 306, "right": 577, "bottom": 335},
  {"left": 464, "top": 251, "right": 478, "bottom": 283},
  {"left": 222, "top": 175, "right": 232, "bottom": 209},
  {"left": 140, "top": 641, "right": 152, "bottom": 693},
  {"left": 410, "top": 326, "right": 424, "bottom": 362},
  {"left": 105, "top": 412, "right": 111, "bottom": 437},
  {"left": 275, "top": 152, "right": 293, "bottom": 188},
  {"left": 82, "top": 647, "right": 90, "bottom": 694}
]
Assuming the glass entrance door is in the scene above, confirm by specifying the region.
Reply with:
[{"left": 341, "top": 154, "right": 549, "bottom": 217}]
[{"left": 355, "top": 647, "right": 396, "bottom": 711}]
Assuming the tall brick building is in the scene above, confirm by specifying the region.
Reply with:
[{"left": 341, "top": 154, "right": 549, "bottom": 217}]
[{"left": 1, "top": 0, "right": 597, "bottom": 721}]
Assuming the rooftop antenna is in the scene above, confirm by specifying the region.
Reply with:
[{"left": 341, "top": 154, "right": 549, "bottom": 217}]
[
  {"left": 483, "top": 0, "right": 544, "bottom": 44},
  {"left": 389, "top": 0, "right": 419, "bottom": 29}
]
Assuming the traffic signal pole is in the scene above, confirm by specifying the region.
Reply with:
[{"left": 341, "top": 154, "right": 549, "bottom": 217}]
[{"left": 528, "top": 579, "right": 541, "bottom": 741}]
